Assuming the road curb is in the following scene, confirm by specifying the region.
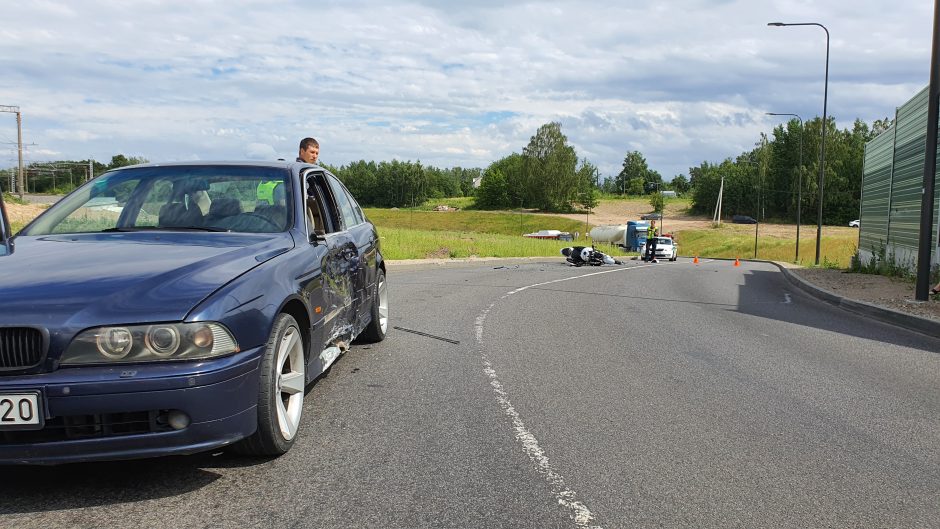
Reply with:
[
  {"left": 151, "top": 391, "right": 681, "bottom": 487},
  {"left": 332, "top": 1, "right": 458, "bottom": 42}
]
[{"left": 773, "top": 262, "right": 940, "bottom": 338}]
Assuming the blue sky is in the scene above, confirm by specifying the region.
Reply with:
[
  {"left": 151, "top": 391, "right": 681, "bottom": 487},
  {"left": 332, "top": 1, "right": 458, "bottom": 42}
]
[{"left": 0, "top": 0, "right": 933, "bottom": 181}]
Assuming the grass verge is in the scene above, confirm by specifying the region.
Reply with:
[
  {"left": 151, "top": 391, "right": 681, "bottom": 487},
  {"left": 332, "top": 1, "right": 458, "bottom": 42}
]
[
  {"left": 378, "top": 227, "right": 632, "bottom": 260},
  {"left": 365, "top": 208, "right": 587, "bottom": 238},
  {"left": 676, "top": 229, "right": 858, "bottom": 268}
]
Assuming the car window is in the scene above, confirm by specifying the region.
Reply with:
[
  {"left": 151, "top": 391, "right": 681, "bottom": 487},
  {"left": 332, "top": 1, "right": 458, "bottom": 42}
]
[
  {"left": 21, "top": 165, "right": 292, "bottom": 235},
  {"left": 303, "top": 172, "right": 336, "bottom": 236},
  {"left": 347, "top": 189, "right": 365, "bottom": 225},
  {"left": 326, "top": 175, "right": 359, "bottom": 229},
  {"left": 49, "top": 178, "right": 141, "bottom": 234}
]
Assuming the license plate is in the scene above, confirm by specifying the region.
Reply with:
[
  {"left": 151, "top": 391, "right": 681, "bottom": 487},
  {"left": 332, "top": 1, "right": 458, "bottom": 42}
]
[{"left": 0, "top": 392, "right": 44, "bottom": 430}]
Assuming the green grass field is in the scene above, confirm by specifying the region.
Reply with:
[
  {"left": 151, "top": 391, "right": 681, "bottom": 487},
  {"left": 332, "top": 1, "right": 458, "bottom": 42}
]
[
  {"left": 363, "top": 208, "right": 587, "bottom": 237},
  {"left": 6, "top": 198, "right": 857, "bottom": 266},
  {"left": 366, "top": 207, "right": 857, "bottom": 266},
  {"left": 377, "top": 226, "right": 605, "bottom": 260},
  {"left": 677, "top": 228, "right": 858, "bottom": 268}
]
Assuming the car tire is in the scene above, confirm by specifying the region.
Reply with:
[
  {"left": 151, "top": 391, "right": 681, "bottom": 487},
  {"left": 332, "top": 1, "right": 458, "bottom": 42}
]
[
  {"left": 357, "top": 268, "right": 388, "bottom": 343},
  {"left": 234, "top": 313, "right": 306, "bottom": 456}
]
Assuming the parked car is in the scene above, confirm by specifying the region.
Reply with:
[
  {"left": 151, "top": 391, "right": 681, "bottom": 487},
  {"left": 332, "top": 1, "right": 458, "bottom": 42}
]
[
  {"left": 644, "top": 236, "right": 678, "bottom": 261},
  {"left": 732, "top": 215, "right": 757, "bottom": 224},
  {"left": 640, "top": 212, "right": 662, "bottom": 220},
  {"left": 849, "top": 219, "right": 860, "bottom": 228},
  {"left": 523, "top": 229, "right": 573, "bottom": 240},
  {"left": 0, "top": 161, "right": 388, "bottom": 464}
]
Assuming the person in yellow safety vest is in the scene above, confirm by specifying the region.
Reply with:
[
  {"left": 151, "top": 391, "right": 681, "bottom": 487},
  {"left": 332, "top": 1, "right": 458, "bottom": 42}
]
[
  {"left": 256, "top": 181, "right": 282, "bottom": 205},
  {"left": 645, "top": 220, "right": 658, "bottom": 262}
]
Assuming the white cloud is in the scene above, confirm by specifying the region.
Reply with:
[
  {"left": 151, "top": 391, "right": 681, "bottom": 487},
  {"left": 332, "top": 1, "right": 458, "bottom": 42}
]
[
  {"left": 244, "top": 142, "right": 277, "bottom": 160},
  {"left": 0, "top": 0, "right": 933, "bottom": 181}
]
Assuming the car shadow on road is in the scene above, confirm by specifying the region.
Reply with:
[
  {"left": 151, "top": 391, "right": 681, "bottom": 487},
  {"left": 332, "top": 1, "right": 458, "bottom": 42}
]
[
  {"left": 0, "top": 447, "right": 282, "bottom": 514},
  {"left": 735, "top": 268, "right": 940, "bottom": 354},
  {"left": 0, "top": 367, "right": 343, "bottom": 515}
]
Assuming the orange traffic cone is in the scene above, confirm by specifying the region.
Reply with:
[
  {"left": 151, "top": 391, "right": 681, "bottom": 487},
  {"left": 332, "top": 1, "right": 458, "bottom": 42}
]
[
  {"left": 734, "top": 257, "right": 740, "bottom": 267},
  {"left": 693, "top": 256, "right": 699, "bottom": 264}
]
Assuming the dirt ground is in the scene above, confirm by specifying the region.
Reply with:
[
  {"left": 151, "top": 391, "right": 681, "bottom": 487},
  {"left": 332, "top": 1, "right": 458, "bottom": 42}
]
[
  {"left": 551, "top": 199, "right": 852, "bottom": 239},
  {"left": 5, "top": 200, "right": 940, "bottom": 323},
  {"left": 791, "top": 267, "right": 940, "bottom": 323},
  {"left": 4, "top": 202, "right": 47, "bottom": 226}
]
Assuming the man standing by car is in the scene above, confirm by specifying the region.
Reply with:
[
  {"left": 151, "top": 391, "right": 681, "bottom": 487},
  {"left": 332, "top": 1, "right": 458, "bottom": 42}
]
[
  {"left": 297, "top": 137, "right": 319, "bottom": 164},
  {"left": 645, "top": 220, "right": 659, "bottom": 262}
]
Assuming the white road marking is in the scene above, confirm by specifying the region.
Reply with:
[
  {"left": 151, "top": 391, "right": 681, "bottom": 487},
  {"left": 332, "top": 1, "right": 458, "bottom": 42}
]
[
  {"left": 474, "top": 263, "right": 656, "bottom": 528},
  {"left": 783, "top": 293, "right": 792, "bottom": 304}
]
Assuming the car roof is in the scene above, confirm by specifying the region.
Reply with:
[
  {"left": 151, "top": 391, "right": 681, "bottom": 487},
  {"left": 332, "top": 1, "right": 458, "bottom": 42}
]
[{"left": 117, "top": 160, "right": 316, "bottom": 170}]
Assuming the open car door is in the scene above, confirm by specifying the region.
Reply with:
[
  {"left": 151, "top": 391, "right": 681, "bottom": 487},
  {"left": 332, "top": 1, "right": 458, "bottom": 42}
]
[{"left": 0, "top": 192, "right": 11, "bottom": 256}]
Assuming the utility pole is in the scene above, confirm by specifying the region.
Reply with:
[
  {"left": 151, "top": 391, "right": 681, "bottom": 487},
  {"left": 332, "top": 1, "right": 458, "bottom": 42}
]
[{"left": 0, "top": 106, "right": 23, "bottom": 199}]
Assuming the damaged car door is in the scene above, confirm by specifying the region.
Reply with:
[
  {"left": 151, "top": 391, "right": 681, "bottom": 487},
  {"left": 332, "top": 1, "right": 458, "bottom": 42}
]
[
  {"left": 324, "top": 173, "right": 376, "bottom": 330},
  {"left": 303, "top": 170, "right": 360, "bottom": 373}
]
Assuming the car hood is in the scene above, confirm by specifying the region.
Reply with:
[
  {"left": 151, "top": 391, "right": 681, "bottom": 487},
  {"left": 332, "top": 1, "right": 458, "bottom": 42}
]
[{"left": 0, "top": 232, "right": 294, "bottom": 327}]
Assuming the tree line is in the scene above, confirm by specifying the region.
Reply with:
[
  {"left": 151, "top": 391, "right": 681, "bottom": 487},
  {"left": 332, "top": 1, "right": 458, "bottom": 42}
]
[
  {"left": 324, "top": 161, "right": 479, "bottom": 208},
  {"left": 0, "top": 154, "right": 148, "bottom": 195},
  {"left": 687, "top": 116, "right": 887, "bottom": 225},
  {"left": 329, "top": 122, "right": 598, "bottom": 212},
  {"left": 3, "top": 116, "right": 881, "bottom": 223}
]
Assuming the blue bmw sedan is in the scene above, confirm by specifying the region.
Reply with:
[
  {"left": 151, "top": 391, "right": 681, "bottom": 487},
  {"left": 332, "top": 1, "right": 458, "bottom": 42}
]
[{"left": 0, "top": 161, "right": 388, "bottom": 464}]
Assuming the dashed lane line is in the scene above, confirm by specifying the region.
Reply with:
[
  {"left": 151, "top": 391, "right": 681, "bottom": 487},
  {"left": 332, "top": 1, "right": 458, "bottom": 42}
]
[{"left": 473, "top": 263, "right": 659, "bottom": 529}]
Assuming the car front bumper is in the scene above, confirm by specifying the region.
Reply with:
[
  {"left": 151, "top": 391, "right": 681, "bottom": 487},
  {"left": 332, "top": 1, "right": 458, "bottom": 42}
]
[{"left": 0, "top": 348, "right": 262, "bottom": 465}]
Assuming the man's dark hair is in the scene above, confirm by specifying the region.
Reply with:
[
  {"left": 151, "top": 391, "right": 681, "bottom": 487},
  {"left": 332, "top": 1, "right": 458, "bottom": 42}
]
[{"left": 299, "top": 137, "right": 319, "bottom": 151}]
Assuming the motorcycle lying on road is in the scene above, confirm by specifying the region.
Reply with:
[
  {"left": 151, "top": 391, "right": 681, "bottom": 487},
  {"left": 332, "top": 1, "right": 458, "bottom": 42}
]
[{"left": 561, "top": 245, "right": 622, "bottom": 267}]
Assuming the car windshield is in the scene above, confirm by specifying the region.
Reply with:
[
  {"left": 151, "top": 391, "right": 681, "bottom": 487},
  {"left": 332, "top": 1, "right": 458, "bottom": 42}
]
[
  {"left": 20, "top": 165, "right": 292, "bottom": 235},
  {"left": 654, "top": 238, "right": 672, "bottom": 245}
]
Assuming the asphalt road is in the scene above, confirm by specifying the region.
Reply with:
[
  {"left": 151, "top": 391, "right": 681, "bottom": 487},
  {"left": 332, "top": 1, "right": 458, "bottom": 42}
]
[{"left": 2, "top": 258, "right": 938, "bottom": 528}]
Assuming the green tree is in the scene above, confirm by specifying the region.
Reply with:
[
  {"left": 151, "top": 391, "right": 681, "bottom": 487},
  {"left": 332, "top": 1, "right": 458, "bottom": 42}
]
[
  {"left": 107, "top": 154, "right": 148, "bottom": 170},
  {"left": 626, "top": 178, "right": 645, "bottom": 195},
  {"left": 649, "top": 192, "right": 664, "bottom": 214},
  {"left": 617, "top": 151, "right": 651, "bottom": 195},
  {"left": 489, "top": 153, "right": 526, "bottom": 207},
  {"left": 575, "top": 160, "right": 599, "bottom": 210},
  {"left": 476, "top": 167, "right": 510, "bottom": 209},
  {"left": 644, "top": 169, "right": 663, "bottom": 194},
  {"left": 671, "top": 174, "right": 690, "bottom": 194},
  {"left": 521, "top": 122, "right": 580, "bottom": 211}
]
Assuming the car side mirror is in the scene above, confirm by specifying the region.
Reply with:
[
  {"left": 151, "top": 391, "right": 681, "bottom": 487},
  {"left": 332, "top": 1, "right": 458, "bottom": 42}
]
[{"left": 309, "top": 230, "right": 326, "bottom": 246}]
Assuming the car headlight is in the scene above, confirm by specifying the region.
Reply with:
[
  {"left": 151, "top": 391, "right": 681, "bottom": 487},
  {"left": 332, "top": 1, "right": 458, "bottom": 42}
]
[{"left": 61, "top": 322, "right": 239, "bottom": 365}]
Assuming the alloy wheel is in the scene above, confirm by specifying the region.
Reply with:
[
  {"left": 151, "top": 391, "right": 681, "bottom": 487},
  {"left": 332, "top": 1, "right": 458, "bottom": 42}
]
[{"left": 274, "top": 326, "right": 305, "bottom": 440}]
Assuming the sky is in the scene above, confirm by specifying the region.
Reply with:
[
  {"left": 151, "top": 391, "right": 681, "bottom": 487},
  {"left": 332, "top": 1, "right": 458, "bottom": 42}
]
[{"left": 0, "top": 0, "right": 935, "bottom": 182}]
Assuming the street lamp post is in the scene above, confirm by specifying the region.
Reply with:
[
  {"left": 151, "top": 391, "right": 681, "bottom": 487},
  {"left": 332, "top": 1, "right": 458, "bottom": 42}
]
[
  {"left": 768, "top": 21, "right": 829, "bottom": 266},
  {"left": 766, "top": 112, "right": 804, "bottom": 262},
  {"left": 737, "top": 159, "right": 761, "bottom": 258}
]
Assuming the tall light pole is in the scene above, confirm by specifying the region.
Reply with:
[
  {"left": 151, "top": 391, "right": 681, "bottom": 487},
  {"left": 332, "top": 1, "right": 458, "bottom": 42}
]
[
  {"left": 738, "top": 158, "right": 762, "bottom": 258},
  {"left": 767, "top": 112, "right": 804, "bottom": 262},
  {"left": 768, "top": 21, "right": 829, "bottom": 266}
]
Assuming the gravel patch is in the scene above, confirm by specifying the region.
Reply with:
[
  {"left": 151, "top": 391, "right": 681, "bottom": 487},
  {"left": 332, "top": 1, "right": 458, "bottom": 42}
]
[{"left": 792, "top": 267, "right": 940, "bottom": 322}]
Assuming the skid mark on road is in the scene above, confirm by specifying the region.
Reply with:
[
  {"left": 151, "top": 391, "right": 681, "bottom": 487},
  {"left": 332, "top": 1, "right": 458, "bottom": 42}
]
[{"left": 474, "top": 263, "right": 657, "bottom": 529}]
